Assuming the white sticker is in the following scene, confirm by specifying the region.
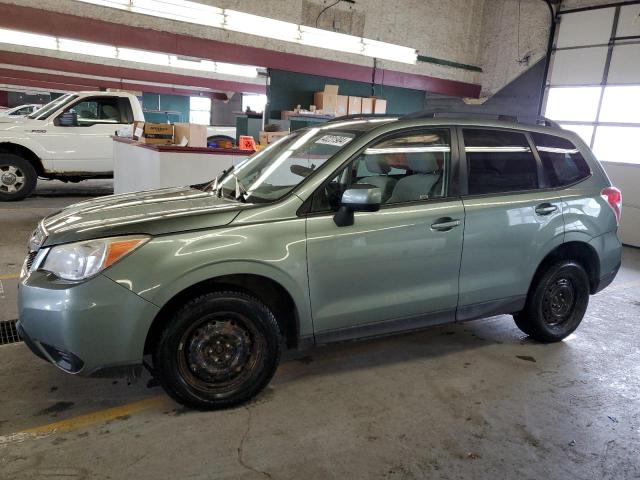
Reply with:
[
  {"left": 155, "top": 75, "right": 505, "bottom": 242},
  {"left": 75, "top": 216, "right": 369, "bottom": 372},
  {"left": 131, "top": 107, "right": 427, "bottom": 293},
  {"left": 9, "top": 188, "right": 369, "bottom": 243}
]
[{"left": 315, "top": 135, "right": 352, "bottom": 147}]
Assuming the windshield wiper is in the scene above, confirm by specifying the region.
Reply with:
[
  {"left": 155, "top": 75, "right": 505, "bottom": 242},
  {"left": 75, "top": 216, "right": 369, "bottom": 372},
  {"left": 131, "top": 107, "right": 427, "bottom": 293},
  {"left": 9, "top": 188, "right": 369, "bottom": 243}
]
[{"left": 233, "top": 174, "right": 248, "bottom": 203}]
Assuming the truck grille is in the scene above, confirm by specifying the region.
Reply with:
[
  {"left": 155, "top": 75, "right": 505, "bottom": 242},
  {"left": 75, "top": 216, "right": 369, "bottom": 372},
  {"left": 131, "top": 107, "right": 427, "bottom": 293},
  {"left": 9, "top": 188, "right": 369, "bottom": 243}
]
[{"left": 0, "top": 320, "right": 21, "bottom": 345}]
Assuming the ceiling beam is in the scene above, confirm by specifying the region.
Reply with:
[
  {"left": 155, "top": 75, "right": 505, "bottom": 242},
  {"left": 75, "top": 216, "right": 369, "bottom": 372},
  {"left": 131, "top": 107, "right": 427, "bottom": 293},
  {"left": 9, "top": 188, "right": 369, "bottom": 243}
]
[{"left": 0, "top": 3, "right": 481, "bottom": 98}]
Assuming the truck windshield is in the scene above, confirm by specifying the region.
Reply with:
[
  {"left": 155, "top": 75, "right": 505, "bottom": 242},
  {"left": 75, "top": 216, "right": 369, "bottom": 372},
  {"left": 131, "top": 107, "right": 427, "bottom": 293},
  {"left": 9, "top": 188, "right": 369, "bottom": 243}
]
[
  {"left": 28, "top": 94, "right": 78, "bottom": 120},
  {"left": 213, "top": 119, "right": 394, "bottom": 203}
]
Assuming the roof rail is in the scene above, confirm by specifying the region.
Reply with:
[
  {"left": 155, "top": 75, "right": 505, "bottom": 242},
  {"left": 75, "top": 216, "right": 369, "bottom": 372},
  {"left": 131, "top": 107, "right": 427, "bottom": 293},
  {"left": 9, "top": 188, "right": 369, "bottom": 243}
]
[
  {"left": 327, "top": 113, "right": 397, "bottom": 122},
  {"left": 403, "top": 110, "right": 518, "bottom": 122},
  {"left": 532, "top": 116, "right": 561, "bottom": 129}
]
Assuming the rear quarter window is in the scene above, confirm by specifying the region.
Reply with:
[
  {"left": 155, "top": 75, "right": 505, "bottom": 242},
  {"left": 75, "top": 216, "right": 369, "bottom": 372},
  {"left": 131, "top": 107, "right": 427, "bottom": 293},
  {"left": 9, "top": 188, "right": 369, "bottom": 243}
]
[{"left": 531, "top": 132, "right": 591, "bottom": 187}]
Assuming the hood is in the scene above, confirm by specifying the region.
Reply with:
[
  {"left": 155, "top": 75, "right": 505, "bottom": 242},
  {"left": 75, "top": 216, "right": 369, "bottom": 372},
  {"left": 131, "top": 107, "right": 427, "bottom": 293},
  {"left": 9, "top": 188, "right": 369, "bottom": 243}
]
[{"left": 41, "top": 186, "right": 252, "bottom": 246}]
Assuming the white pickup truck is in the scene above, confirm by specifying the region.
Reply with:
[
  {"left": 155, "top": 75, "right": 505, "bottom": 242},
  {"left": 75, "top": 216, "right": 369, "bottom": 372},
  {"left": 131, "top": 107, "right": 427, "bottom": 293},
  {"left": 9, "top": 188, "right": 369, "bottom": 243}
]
[{"left": 0, "top": 91, "right": 236, "bottom": 201}]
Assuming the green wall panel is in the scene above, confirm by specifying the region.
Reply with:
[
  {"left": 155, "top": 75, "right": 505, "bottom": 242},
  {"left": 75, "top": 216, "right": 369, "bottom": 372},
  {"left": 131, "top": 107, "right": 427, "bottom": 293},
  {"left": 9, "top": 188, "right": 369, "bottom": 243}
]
[
  {"left": 141, "top": 93, "right": 189, "bottom": 123},
  {"left": 268, "top": 69, "right": 425, "bottom": 119}
]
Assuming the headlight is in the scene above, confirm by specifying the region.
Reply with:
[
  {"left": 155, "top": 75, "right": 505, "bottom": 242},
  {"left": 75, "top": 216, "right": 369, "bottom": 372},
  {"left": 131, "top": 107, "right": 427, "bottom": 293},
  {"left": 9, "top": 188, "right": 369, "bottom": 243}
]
[{"left": 40, "top": 235, "right": 149, "bottom": 281}]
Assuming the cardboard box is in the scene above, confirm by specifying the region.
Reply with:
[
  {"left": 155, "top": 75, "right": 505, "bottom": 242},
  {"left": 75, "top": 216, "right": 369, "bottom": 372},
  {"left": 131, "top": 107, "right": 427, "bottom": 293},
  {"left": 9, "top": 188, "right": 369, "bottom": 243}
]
[
  {"left": 259, "top": 130, "right": 289, "bottom": 146},
  {"left": 336, "top": 95, "right": 349, "bottom": 117},
  {"left": 313, "top": 92, "right": 338, "bottom": 116},
  {"left": 173, "top": 123, "right": 207, "bottom": 148},
  {"left": 361, "top": 97, "right": 374, "bottom": 114},
  {"left": 133, "top": 121, "right": 174, "bottom": 145},
  {"left": 372, "top": 98, "right": 387, "bottom": 114},
  {"left": 313, "top": 84, "right": 340, "bottom": 116},
  {"left": 348, "top": 96, "right": 362, "bottom": 115}
]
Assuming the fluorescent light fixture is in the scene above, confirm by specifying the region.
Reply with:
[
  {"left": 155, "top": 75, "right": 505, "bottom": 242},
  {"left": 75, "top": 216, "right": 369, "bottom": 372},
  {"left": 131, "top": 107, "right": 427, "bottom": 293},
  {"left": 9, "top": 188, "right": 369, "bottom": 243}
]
[
  {"left": 0, "top": 28, "right": 58, "bottom": 50},
  {"left": 224, "top": 9, "right": 300, "bottom": 43},
  {"left": 73, "top": 0, "right": 419, "bottom": 64},
  {"left": 169, "top": 55, "right": 216, "bottom": 72},
  {"left": 215, "top": 62, "right": 258, "bottom": 78},
  {"left": 118, "top": 47, "right": 169, "bottom": 65},
  {"left": 362, "top": 38, "right": 417, "bottom": 64},
  {"left": 299, "top": 26, "right": 362, "bottom": 55},
  {"left": 58, "top": 38, "right": 118, "bottom": 58},
  {"left": 133, "top": 0, "right": 224, "bottom": 27}
]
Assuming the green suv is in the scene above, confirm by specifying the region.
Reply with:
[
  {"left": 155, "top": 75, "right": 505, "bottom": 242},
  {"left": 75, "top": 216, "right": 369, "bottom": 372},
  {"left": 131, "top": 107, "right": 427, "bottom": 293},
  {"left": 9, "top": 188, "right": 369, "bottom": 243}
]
[{"left": 17, "top": 114, "right": 622, "bottom": 409}]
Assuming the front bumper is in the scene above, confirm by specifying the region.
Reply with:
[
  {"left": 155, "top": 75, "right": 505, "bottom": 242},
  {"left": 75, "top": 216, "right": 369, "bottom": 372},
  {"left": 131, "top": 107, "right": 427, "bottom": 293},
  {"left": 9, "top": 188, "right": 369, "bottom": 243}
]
[{"left": 18, "top": 271, "right": 160, "bottom": 376}]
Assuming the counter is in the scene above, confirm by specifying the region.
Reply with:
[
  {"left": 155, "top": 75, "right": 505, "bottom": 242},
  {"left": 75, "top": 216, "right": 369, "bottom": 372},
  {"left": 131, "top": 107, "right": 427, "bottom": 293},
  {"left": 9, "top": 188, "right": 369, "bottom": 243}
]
[{"left": 113, "top": 137, "right": 251, "bottom": 194}]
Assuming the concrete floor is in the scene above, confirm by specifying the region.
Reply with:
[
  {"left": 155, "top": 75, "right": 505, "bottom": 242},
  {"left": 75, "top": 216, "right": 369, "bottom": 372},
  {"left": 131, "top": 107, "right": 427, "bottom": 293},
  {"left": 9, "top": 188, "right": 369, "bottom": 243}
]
[{"left": 1, "top": 181, "right": 639, "bottom": 479}]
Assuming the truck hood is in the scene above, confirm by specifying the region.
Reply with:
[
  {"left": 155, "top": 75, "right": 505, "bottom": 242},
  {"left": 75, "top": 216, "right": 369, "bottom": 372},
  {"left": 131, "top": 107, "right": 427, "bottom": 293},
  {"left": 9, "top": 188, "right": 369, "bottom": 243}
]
[
  {"left": 41, "top": 186, "right": 252, "bottom": 246},
  {"left": 0, "top": 116, "right": 43, "bottom": 129}
]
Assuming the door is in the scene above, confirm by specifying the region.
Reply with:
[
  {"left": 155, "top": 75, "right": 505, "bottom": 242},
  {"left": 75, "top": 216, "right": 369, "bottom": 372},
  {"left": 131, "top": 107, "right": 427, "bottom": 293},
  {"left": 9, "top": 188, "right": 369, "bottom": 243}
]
[
  {"left": 36, "top": 96, "right": 133, "bottom": 173},
  {"left": 305, "top": 128, "right": 465, "bottom": 341},
  {"left": 457, "top": 127, "right": 565, "bottom": 320}
]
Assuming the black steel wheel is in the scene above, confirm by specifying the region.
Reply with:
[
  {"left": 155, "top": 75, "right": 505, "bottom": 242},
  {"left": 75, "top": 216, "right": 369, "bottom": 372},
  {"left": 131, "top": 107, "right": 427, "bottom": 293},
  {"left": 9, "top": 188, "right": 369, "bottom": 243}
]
[
  {"left": 155, "top": 291, "right": 281, "bottom": 409},
  {"left": 0, "top": 154, "right": 37, "bottom": 201},
  {"left": 514, "top": 260, "right": 589, "bottom": 342}
]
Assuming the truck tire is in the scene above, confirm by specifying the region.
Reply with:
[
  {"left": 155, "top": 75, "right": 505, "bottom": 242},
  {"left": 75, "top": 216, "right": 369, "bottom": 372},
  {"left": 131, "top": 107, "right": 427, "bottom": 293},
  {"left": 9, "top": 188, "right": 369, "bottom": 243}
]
[
  {"left": 154, "top": 290, "right": 281, "bottom": 410},
  {"left": 0, "top": 154, "right": 37, "bottom": 201},
  {"left": 514, "top": 260, "right": 590, "bottom": 342}
]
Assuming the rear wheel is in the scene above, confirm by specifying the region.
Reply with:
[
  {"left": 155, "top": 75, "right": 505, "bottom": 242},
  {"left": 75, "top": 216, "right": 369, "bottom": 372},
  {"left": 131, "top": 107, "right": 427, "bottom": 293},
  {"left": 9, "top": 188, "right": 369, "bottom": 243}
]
[
  {"left": 0, "top": 154, "right": 37, "bottom": 201},
  {"left": 154, "top": 291, "right": 281, "bottom": 409},
  {"left": 514, "top": 260, "right": 590, "bottom": 342}
]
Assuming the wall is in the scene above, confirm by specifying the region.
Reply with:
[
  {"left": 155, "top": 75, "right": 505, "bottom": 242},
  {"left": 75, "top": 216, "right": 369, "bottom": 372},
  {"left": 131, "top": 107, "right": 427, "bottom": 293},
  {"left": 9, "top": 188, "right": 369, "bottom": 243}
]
[
  {"left": 477, "top": 0, "right": 550, "bottom": 97},
  {"left": 268, "top": 69, "right": 425, "bottom": 118},
  {"left": 211, "top": 94, "right": 242, "bottom": 126},
  {"left": 141, "top": 93, "right": 190, "bottom": 123},
  {"left": 424, "top": 59, "right": 546, "bottom": 120}
]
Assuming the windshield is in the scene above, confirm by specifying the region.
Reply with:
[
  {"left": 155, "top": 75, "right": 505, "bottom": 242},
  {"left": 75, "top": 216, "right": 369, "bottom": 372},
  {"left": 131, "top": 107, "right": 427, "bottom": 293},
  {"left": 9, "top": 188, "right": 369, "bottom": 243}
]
[
  {"left": 212, "top": 124, "right": 376, "bottom": 203},
  {"left": 28, "top": 94, "right": 78, "bottom": 120}
]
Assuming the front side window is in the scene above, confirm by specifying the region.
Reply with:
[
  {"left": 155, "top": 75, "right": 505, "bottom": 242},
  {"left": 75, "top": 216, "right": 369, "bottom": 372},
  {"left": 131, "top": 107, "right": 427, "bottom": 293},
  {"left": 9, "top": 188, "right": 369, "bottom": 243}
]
[
  {"left": 531, "top": 132, "right": 590, "bottom": 187},
  {"left": 63, "top": 97, "right": 124, "bottom": 125},
  {"left": 463, "top": 129, "right": 538, "bottom": 195},
  {"left": 311, "top": 129, "right": 450, "bottom": 212}
]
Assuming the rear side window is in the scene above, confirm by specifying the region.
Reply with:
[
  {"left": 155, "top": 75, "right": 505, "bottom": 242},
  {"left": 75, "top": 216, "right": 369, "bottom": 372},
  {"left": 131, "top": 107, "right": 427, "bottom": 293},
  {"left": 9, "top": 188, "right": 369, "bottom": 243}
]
[
  {"left": 531, "top": 132, "right": 590, "bottom": 187},
  {"left": 463, "top": 129, "right": 538, "bottom": 195}
]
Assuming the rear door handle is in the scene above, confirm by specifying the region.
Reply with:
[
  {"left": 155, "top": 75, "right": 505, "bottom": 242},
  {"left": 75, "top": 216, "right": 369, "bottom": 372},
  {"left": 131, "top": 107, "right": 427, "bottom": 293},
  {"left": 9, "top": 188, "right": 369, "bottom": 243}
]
[
  {"left": 431, "top": 217, "right": 461, "bottom": 231},
  {"left": 535, "top": 203, "right": 558, "bottom": 215}
]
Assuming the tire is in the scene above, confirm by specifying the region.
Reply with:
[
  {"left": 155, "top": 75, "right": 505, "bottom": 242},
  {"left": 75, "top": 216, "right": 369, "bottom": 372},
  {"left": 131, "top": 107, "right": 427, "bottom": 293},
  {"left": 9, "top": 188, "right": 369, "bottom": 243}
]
[
  {"left": 154, "top": 290, "right": 281, "bottom": 410},
  {"left": 0, "top": 154, "right": 37, "bottom": 201},
  {"left": 514, "top": 260, "right": 590, "bottom": 342}
]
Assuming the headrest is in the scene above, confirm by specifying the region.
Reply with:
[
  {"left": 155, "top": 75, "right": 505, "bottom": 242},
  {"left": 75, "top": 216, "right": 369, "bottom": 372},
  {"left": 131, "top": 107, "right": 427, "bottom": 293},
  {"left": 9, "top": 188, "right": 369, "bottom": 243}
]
[
  {"left": 102, "top": 105, "right": 119, "bottom": 119},
  {"left": 408, "top": 152, "right": 440, "bottom": 173},
  {"left": 365, "top": 155, "right": 391, "bottom": 174}
]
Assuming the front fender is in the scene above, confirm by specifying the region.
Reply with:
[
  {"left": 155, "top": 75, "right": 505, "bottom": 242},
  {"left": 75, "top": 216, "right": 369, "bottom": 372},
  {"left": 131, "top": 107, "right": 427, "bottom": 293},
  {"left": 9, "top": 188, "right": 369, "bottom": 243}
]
[{"left": 102, "top": 217, "right": 312, "bottom": 336}]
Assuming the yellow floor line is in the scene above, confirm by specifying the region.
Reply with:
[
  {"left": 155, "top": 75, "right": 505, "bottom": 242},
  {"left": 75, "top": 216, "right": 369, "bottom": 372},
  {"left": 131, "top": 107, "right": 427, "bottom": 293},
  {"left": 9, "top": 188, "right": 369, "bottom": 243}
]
[
  {"left": 0, "top": 396, "right": 169, "bottom": 448},
  {"left": 0, "top": 273, "right": 19, "bottom": 280}
]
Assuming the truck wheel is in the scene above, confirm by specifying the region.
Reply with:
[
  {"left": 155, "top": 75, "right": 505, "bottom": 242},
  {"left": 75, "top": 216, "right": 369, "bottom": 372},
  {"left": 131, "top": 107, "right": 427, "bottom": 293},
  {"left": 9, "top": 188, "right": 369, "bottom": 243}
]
[
  {"left": 0, "top": 154, "right": 37, "bottom": 201},
  {"left": 154, "top": 290, "right": 281, "bottom": 410},
  {"left": 514, "top": 260, "right": 589, "bottom": 342}
]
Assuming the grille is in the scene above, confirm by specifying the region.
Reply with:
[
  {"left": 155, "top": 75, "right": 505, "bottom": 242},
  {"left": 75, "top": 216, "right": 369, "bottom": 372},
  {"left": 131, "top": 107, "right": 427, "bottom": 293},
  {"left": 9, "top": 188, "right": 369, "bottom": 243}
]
[
  {"left": 0, "top": 320, "right": 21, "bottom": 345},
  {"left": 25, "top": 251, "right": 37, "bottom": 271}
]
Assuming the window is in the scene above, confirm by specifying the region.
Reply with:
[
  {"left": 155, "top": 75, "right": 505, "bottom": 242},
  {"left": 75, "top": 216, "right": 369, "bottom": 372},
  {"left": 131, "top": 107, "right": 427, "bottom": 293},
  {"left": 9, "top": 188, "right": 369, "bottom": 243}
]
[
  {"left": 593, "top": 126, "right": 640, "bottom": 164},
  {"left": 544, "top": 87, "right": 602, "bottom": 122},
  {"left": 189, "top": 96, "right": 211, "bottom": 125},
  {"left": 531, "top": 132, "right": 590, "bottom": 187},
  {"left": 63, "top": 97, "right": 125, "bottom": 125},
  {"left": 463, "top": 129, "right": 538, "bottom": 195},
  {"left": 242, "top": 94, "right": 267, "bottom": 114},
  {"left": 599, "top": 86, "right": 640, "bottom": 124},
  {"left": 311, "top": 129, "right": 450, "bottom": 212}
]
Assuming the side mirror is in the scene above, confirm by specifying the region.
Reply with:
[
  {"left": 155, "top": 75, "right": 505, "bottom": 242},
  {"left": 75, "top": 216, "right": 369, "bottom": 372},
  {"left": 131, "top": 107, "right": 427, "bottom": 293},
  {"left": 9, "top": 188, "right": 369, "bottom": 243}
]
[
  {"left": 56, "top": 111, "right": 78, "bottom": 127},
  {"left": 333, "top": 184, "right": 381, "bottom": 227}
]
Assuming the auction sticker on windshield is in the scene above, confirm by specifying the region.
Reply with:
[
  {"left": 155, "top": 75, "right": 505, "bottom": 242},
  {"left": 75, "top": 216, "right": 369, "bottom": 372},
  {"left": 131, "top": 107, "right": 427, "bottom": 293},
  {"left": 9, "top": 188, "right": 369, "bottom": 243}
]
[{"left": 315, "top": 135, "right": 352, "bottom": 147}]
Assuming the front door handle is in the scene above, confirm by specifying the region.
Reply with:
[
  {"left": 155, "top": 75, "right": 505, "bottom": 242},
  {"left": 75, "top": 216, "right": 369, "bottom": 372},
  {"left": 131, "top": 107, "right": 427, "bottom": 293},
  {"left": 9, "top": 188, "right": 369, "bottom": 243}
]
[
  {"left": 431, "top": 217, "right": 461, "bottom": 231},
  {"left": 535, "top": 203, "right": 558, "bottom": 215}
]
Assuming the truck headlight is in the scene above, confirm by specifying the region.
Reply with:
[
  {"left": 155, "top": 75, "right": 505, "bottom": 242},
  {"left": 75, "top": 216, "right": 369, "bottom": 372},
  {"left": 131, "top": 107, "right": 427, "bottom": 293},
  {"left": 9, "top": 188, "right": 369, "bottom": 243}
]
[{"left": 40, "top": 236, "right": 149, "bottom": 281}]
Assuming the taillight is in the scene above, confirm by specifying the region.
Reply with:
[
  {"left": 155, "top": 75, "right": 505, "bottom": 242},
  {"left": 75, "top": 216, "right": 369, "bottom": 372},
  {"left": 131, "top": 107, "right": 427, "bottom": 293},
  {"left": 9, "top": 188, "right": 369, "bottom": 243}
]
[{"left": 601, "top": 187, "right": 622, "bottom": 225}]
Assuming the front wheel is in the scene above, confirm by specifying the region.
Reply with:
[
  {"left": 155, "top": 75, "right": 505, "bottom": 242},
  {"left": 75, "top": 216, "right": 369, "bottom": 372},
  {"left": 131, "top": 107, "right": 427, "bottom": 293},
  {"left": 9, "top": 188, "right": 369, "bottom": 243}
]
[
  {"left": 154, "top": 291, "right": 281, "bottom": 410},
  {"left": 0, "top": 154, "right": 37, "bottom": 201},
  {"left": 514, "top": 260, "right": 590, "bottom": 342}
]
